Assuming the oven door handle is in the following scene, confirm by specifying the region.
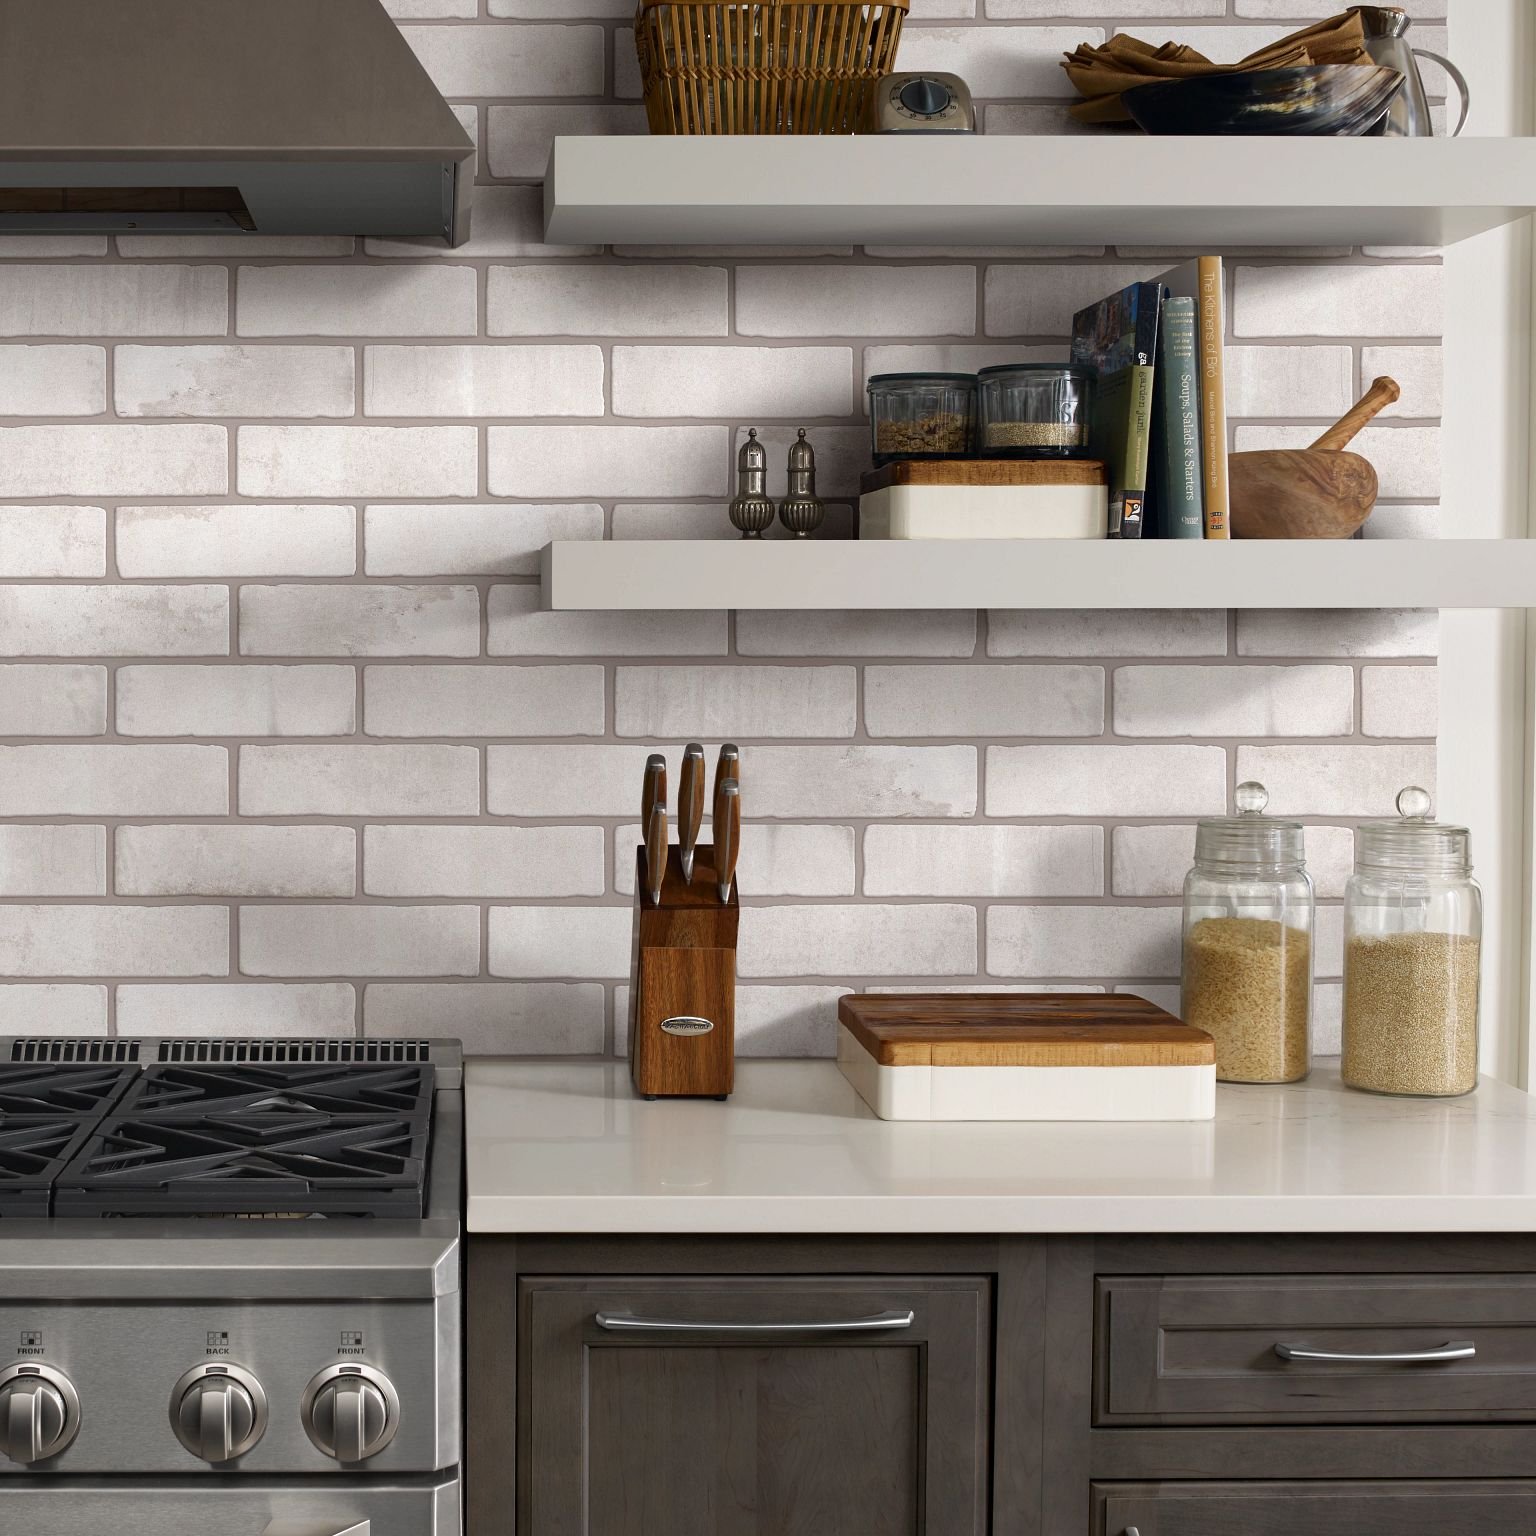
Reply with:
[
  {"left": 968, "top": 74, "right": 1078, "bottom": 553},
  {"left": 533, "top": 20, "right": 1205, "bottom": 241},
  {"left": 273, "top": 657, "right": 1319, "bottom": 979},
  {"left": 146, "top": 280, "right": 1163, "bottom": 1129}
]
[{"left": 262, "top": 1522, "right": 370, "bottom": 1536}]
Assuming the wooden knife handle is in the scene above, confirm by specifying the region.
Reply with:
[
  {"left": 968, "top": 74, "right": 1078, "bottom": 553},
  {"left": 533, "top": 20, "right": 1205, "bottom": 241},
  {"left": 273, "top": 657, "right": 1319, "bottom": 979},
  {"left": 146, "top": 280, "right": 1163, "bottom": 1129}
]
[
  {"left": 678, "top": 744, "right": 705, "bottom": 880},
  {"left": 1310, "top": 376, "right": 1400, "bottom": 452},
  {"left": 715, "top": 742, "right": 741, "bottom": 798},
  {"left": 715, "top": 779, "right": 740, "bottom": 904},
  {"left": 642, "top": 753, "right": 667, "bottom": 833},
  {"left": 645, "top": 799, "right": 667, "bottom": 905}
]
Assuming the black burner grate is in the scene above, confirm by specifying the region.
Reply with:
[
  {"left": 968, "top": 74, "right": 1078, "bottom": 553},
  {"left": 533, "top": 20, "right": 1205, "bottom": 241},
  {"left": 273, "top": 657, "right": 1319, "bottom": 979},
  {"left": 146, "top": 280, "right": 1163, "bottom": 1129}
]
[
  {"left": 0, "top": 1118, "right": 105, "bottom": 1217},
  {"left": 0, "top": 1063, "right": 139, "bottom": 1119},
  {"left": 115, "top": 1063, "right": 435, "bottom": 1122}
]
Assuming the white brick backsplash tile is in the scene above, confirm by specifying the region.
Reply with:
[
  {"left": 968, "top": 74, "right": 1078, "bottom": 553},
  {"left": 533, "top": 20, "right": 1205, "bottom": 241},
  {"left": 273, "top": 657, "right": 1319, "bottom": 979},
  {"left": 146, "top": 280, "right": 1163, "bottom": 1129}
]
[
  {"left": 488, "top": 425, "right": 727, "bottom": 498},
  {"left": 366, "top": 504, "right": 603, "bottom": 577},
  {"left": 115, "top": 344, "right": 354, "bottom": 417},
  {"left": 985, "top": 104, "right": 1093, "bottom": 134},
  {"left": 0, "top": 345, "right": 105, "bottom": 415},
  {"left": 489, "top": 584, "right": 726, "bottom": 656},
  {"left": 116, "top": 235, "right": 355, "bottom": 257},
  {"left": 116, "top": 665, "right": 356, "bottom": 738},
  {"left": 364, "top": 664, "right": 604, "bottom": 737},
  {"left": 116, "top": 505, "right": 356, "bottom": 578},
  {"left": 0, "top": 236, "right": 106, "bottom": 258},
  {"left": 1110, "top": 824, "right": 1195, "bottom": 899},
  {"left": 611, "top": 502, "right": 855, "bottom": 542},
  {"left": 984, "top": 262, "right": 1165, "bottom": 338},
  {"left": 365, "top": 825, "right": 604, "bottom": 897},
  {"left": 488, "top": 744, "right": 976, "bottom": 818},
  {"left": 990, "top": 0, "right": 1217, "bottom": 11},
  {"left": 117, "top": 825, "right": 355, "bottom": 897},
  {"left": 740, "top": 904, "right": 976, "bottom": 978},
  {"left": 615, "top": 822, "right": 856, "bottom": 898},
  {"left": 616, "top": 665, "right": 857, "bottom": 738},
  {"left": 366, "top": 186, "right": 599, "bottom": 259},
  {"left": 0, "top": 826, "right": 106, "bottom": 896},
  {"left": 1361, "top": 346, "right": 1443, "bottom": 417},
  {"left": 1362, "top": 665, "right": 1439, "bottom": 739},
  {"left": 0, "top": 266, "right": 226, "bottom": 336},
  {"left": 898, "top": 25, "right": 1095, "bottom": 96},
  {"left": 0, "top": 585, "right": 227, "bottom": 657},
  {"left": 0, "top": 426, "right": 226, "bottom": 497},
  {"left": 488, "top": 266, "right": 728, "bottom": 338},
  {"left": 1316, "top": 905, "right": 1345, "bottom": 978},
  {"left": 242, "top": 905, "right": 478, "bottom": 978},
  {"left": 403, "top": 22, "right": 604, "bottom": 96},
  {"left": 1234, "top": 264, "right": 1443, "bottom": 338},
  {"left": 732, "top": 985, "right": 851, "bottom": 1057},
  {"left": 492, "top": 0, "right": 630, "bottom": 12},
  {"left": 239, "top": 745, "right": 478, "bottom": 816},
  {"left": 737, "top": 267, "right": 975, "bottom": 338},
  {"left": 238, "top": 267, "right": 475, "bottom": 337},
  {"left": 0, "top": 745, "right": 226, "bottom": 814},
  {"left": 1235, "top": 425, "right": 1440, "bottom": 499},
  {"left": 612, "top": 346, "right": 853, "bottom": 417},
  {"left": 989, "top": 609, "right": 1227, "bottom": 657},
  {"left": 365, "top": 344, "right": 603, "bottom": 417},
  {"left": 489, "top": 905, "right": 631, "bottom": 978},
  {"left": 987, "top": 745, "right": 1227, "bottom": 817},
  {"left": 1114, "top": 664, "right": 1354, "bottom": 738},
  {"left": 0, "top": 507, "right": 105, "bottom": 577},
  {"left": 1364, "top": 505, "right": 1442, "bottom": 540},
  {"left": 737, "top": 610, "right": 976, "bottom": 658},
  {"left": 486, "top": 104, "right": 646, "bottom": 178},
  {"left": 988, "top": 905, "right": 1180, "bottom": 979},
  {"left": 385, "top": 0, "right": 475, "bottom": 17},
  {"left": 1235, "top": 744, "right": 1436, "bottom": 817},
  {"left": 118, "top": 983, "right": 355, "bottom": 1036},
  {"left": 911, "top": 0, "right": 975, "bottom": 15},
  {"left": 1237, "top": 609, "right": 1438, "bottom": 658},
  {"left": 864, "top": 824, "right": 1103, "bottom": 898},
  {"left": 0, "top": 906, "right": 226, "bottom": 977},
  {"left": 240, "top": 584, "right": 480, "bottom": 658},
  {"left": 0, "top": 666, "right": 106, "bottom": 735},
  {"left": 0, "top": 985, "right": 106, "bottom": 1035},
  {"left": 367, "top": 981, "right": 604, "bottom": 1053},
  {"left": 1225, "top": 346, "right": 1354, "bottom": 418},
  {"left": 866, "top": 664, "right": 1104, "bottom": 737},
  {"left": 613, "top": 26, "right": 641, "bottom": 96}
]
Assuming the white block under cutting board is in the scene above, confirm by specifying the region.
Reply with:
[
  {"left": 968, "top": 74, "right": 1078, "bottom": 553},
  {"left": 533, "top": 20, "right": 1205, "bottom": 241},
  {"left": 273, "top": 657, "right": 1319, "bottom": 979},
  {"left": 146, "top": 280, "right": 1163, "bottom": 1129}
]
[
  {"left": 858, "top": 457, "right": 1109, "bottom": 540},
  {"left": 837, "top": 995, "right": 1216, "bottom": 1122}
]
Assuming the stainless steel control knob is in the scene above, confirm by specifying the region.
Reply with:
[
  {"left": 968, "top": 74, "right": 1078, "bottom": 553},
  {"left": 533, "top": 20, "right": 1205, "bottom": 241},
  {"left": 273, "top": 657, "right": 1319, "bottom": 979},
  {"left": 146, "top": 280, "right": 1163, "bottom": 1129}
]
[
  {"left": 169, "top": 1362, "right": 268, "bottom": 1463},
  {"left": 0, "top": 1363, "right": 81, "bottom": 1465},
  {"left": 301, "top": 1364, "right": 400, "bottom": 1463}
]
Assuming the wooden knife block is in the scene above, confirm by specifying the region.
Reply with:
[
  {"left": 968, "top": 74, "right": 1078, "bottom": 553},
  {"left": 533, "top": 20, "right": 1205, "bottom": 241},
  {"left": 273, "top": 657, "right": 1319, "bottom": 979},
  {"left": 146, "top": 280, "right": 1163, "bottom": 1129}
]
[{"left": 629, "top": 844, "right": 739, "bottom": 1100}]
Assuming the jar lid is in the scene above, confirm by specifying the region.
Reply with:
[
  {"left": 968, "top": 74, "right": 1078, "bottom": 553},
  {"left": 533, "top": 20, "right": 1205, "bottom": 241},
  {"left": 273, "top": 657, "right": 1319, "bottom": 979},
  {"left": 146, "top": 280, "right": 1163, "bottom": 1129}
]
[
  {"left": 1194, "top": 781, "right": 1307, "bottom": 873},
  {"left": 867, "top": 372, "right": 977, "bottom": 387},
  {"left": 976, "top": 362, "right": 1093, "bottom": 382},
  {"left": 1356, "top": 786, "right": 1472, "bottom": 875}
]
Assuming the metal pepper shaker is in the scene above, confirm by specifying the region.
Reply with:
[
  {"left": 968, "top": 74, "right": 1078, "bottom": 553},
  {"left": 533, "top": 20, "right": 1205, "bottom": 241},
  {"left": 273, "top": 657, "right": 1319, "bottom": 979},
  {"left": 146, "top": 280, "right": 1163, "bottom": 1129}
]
[
  {"left": 728, "top": 428, "right": 776, "bottom": 539},
  {"left": 777, "top": 428, "right": 825, "bottom": 538}
]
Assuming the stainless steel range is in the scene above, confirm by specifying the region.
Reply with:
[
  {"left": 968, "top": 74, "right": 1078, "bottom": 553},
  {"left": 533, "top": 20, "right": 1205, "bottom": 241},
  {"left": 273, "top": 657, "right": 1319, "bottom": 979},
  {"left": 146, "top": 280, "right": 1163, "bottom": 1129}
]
[{"left": 0, "top": 1035, "right": 462, "bottom": 1536}]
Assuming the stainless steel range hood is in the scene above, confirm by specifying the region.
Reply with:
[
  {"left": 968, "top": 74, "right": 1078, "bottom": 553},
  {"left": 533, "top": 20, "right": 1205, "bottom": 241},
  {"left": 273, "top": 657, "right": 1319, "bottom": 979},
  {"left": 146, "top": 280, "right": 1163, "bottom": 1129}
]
[{"left": 0, "top": 0, "right": 474, "bottom": 243}]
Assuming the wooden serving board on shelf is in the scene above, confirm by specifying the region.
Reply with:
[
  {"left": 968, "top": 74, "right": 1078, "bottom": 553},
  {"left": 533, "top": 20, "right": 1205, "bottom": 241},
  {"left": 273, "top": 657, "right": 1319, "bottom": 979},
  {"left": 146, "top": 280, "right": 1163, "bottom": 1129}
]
[
  {"left": 836, "top": 994, "right": 1215, "bottom": 1121},
  {"left": 860, "top": 458, "right": 1107, "bottom": 493}
]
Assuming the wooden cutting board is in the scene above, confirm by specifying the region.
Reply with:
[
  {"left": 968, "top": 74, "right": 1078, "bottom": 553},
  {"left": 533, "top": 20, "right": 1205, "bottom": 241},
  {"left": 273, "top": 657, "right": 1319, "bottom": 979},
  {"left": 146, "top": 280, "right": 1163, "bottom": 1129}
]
[
  {"left": 838, "top": 994, "right": 1214, "bottom": 1069},
  {"left": 861, "top": 459, "right": 1107, "bottom": 494}
]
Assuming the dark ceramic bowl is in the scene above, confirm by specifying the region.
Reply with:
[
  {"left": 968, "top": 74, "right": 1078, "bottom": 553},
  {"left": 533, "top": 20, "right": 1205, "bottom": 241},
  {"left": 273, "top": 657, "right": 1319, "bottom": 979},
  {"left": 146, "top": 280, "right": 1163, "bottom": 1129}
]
[{"left": 1123, "top": 64, "right": 1405, "bottom": 136}]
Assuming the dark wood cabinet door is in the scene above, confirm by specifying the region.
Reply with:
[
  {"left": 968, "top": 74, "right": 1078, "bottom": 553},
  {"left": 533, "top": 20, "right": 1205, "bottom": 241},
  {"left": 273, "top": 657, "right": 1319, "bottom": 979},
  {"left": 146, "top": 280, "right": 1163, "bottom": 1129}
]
[
  {"left": 520, "top": 1275, "right": 990, "bottom": 1536},
  {"left": 1096, "top": 1480, "right": 1536, "bottom": 1536}
]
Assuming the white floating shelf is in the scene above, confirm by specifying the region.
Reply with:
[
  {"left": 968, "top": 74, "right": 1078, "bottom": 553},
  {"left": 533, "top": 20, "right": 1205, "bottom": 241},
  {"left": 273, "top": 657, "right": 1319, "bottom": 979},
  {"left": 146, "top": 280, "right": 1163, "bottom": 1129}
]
[
  {"left": 541, "top": 539, "right": 1536, "bottom": 612},
  {"left": 544, "top": 135, "right": 1536, "bottom": 249}
]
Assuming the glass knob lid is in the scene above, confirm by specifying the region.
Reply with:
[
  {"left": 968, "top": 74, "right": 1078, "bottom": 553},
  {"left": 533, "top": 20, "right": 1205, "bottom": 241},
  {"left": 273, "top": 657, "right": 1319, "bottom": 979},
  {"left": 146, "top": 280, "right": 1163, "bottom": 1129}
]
[
  {"left": 1235, "top": 781, "right": 1270, "bottom": 815},
  {"left": 1356, "top": 785, "right": 1471, "bottom": 874},
  {"left": 1396, "top": 785, "right": 1433, "bottom": 821},
  {"left": 1194, "top": 781, "right": 1305, "bottom": 872}
]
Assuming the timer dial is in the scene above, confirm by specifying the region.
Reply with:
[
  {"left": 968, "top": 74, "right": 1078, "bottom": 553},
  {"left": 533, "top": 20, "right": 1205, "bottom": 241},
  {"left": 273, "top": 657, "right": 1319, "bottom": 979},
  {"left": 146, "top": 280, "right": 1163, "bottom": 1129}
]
[{"left": 897, "top": 75, "right": 951, "bottom": 117}]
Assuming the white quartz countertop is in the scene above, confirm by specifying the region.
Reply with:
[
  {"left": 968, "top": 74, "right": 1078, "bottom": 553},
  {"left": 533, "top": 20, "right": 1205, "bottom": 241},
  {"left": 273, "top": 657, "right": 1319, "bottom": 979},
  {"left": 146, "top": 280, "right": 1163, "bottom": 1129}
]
[{"left": 464, "top": 1060, "right": 1536, "bottom": 1235}]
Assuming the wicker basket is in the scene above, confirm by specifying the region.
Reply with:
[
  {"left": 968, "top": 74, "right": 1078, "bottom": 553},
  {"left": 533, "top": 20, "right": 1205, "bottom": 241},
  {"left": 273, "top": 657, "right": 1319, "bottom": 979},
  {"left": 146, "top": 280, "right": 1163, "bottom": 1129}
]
[{"left": 635, "top": 0, "right": 909, "bottom": 135}]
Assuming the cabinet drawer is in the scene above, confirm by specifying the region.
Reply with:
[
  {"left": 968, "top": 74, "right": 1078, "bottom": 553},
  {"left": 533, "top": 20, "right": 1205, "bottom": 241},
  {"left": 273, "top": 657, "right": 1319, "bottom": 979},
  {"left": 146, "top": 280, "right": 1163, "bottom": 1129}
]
[
  {"left": 1097, "top": 1481, "right": 1536, "bottom": 1536},
  {"left": 1097, "top": 1273, "right": 1536, "bottom": 1424}
]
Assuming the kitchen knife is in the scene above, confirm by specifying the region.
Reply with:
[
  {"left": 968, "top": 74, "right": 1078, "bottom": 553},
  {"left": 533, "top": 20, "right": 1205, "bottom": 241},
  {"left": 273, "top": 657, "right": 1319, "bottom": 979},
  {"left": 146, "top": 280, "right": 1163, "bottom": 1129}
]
[
  {"left": 714, "top": 778, "right": 740, "bottom": 905},
  {"left": 641, "top": 753, "right": 667, "bottom": 834},
  {"left": 715, "top": 742, "right": 741, "bottom": 797},
  {"left": 645, "top": 798, "right": 668, "bottom": 906},
  {"left": 678, "top": 743, "right": 706, "bottom": 883}
]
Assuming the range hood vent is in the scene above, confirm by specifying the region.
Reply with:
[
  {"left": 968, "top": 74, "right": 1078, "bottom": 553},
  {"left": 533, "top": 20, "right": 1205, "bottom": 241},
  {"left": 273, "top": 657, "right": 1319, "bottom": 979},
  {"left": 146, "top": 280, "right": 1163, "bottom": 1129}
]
[{"left": 0, "top": 0, "right": 473, "bottom": 243}]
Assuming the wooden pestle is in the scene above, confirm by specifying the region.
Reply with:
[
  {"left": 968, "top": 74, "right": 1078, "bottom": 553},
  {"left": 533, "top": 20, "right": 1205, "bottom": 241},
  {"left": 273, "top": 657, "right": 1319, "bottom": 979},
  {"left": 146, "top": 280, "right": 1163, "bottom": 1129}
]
[{"left": 1311, "top": 376, "right": 1401, "bottom": 451}]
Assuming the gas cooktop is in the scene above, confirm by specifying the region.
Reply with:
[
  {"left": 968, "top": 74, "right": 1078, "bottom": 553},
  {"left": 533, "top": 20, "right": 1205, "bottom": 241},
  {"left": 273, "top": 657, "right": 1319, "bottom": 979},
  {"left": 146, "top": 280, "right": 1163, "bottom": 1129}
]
[{"left": 0, "top": 1048, "right": 438, "bottom": 1220}]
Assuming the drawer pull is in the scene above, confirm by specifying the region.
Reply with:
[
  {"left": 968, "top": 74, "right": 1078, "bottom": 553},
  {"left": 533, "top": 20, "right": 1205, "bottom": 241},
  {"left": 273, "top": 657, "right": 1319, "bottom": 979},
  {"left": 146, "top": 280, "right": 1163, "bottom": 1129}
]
[
  {"left": 1274, "top": 1340, "right": 1477, "bottom": 1365},
  {"left": 595, "top": 1309, "right": 915, "bottom": 1335}
]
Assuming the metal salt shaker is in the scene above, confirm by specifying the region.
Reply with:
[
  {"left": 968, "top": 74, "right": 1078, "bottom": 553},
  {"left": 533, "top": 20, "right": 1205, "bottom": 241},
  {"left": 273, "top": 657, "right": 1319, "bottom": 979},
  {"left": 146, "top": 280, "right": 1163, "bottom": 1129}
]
[
  {"left": 777, "top": 429, "right": 825, "bottom": 538},
  {"left": 728, "top": 427, "right": 776, "bottom": 539}
]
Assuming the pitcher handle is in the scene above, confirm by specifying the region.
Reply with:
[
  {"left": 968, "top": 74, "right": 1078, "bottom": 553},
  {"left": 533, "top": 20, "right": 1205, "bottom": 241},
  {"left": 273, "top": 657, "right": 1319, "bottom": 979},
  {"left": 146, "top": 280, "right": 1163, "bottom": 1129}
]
[{"left": 1414, "top": 49, "right": 1471, "bottom": 136}]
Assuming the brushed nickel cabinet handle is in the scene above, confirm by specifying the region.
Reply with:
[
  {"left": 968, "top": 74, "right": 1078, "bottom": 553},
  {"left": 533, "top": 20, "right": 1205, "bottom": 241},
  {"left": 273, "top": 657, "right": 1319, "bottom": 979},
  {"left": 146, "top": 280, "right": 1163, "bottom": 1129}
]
[
  {"left": 1125, "top": 1527, "right": 1141, "bottom": 1536},
  {"left": 1275, "top": 1340, "right": 1476, "bottom": 1364},
  {"left": 595, "top": 1309, "right": 915, "bottom": 1335}
]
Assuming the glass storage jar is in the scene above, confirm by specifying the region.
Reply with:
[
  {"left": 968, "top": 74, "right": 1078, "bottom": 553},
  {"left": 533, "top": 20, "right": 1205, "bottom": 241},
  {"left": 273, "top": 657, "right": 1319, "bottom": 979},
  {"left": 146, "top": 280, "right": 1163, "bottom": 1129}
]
[
  {"left": 1181, "top": 782, "right": 1314, "bottom": 1084},
  {"left": 866, "top": 373, "right": 976, "bottom": 465},
  {"left": 1342, "top": 787, "right": 1482, "bottom": 1098},
  {"left": 976, "top": 363, "right": 1094, "bottom": 459}
]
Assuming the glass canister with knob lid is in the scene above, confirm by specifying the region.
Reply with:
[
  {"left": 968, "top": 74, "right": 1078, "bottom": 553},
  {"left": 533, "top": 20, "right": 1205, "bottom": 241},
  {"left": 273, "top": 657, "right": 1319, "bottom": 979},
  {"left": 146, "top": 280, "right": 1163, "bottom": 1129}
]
[
  {"left": 1180, "top": 781, "right": 1314, "bottom": 1084},
  {"left": 1342, "top": 787, "right": 1482, "bottom": 1097}
]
